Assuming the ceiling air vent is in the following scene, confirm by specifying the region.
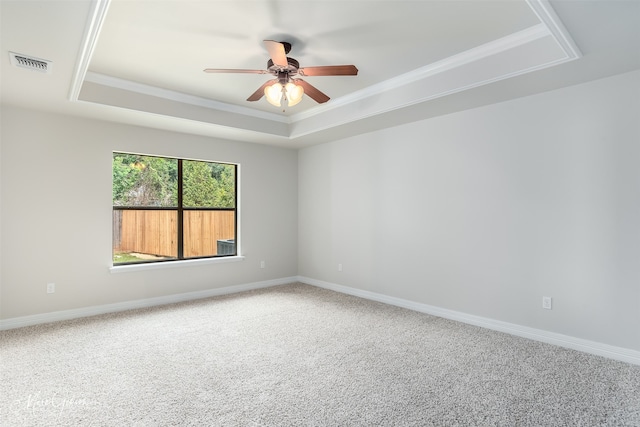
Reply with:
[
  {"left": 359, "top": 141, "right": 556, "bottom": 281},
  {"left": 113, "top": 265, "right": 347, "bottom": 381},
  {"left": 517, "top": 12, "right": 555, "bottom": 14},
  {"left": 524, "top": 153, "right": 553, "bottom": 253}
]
[{"left": 9, "top": 52, "right": 52, "bottom": 74}]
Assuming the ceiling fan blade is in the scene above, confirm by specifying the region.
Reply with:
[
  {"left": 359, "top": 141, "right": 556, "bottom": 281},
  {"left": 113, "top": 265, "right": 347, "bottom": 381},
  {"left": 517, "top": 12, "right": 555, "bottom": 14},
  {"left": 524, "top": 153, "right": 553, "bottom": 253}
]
[
  {"left": 295, "top": 79, "right": 330, "bottom": 104},
  {"left": 299, "top": 65, "right": 358, "bottom": 76},
  {"left": 263, "top": 40, "right": 288, "bottom": 67},
  {"left": 204, "top": 68, "right": 268, "bottom": 74},
  {"left": 247, "top": 79, "right": 278, "bottom": 102}
]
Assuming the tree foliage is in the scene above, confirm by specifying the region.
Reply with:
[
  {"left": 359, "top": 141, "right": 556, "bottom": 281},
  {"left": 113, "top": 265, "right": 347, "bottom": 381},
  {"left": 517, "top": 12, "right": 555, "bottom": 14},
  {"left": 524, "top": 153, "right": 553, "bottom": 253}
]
[
  {"left": 182, "top": 161, "right": 216, "bottom": 207},
  {"left": 112, "top": 154, "right": 234, "bottom": 208}
]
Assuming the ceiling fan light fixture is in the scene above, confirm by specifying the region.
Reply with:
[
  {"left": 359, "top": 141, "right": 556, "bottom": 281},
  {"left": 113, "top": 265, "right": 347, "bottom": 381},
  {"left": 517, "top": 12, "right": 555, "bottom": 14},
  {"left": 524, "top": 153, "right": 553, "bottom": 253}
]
[
  {"left": 205, "top": 40, "right": 357, "bottom": 107},
  {"left": 264, "top": 83, "right": 283, "bottom": 107},
  {"left": 264, "top": 81, "right": 305, "bottom": 108},
  {"left": 285, "top": 82, "right": 304, "bottom": 107}
]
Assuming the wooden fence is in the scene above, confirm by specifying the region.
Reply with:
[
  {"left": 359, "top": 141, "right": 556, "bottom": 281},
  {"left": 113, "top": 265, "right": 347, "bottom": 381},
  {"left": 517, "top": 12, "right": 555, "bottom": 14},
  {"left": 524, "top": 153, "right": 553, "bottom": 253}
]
[
  {"left": 113, "top": 210, "right": 235, "bottom": 257},
  {"left": 184, "top": 210, "right": 235, "bottom": 258}
]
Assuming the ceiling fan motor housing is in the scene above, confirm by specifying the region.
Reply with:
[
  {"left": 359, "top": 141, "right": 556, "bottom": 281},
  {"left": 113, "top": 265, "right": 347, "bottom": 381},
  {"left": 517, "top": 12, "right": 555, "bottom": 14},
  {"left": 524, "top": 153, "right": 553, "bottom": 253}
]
[{"left": 267, "top": 57, "right": 300, "bottom": 74}]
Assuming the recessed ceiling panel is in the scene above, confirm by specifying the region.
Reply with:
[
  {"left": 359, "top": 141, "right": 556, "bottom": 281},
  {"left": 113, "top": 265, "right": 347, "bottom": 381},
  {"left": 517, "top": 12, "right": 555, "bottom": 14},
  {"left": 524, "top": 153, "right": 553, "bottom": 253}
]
[{"left": 89, "top": 0, "right": 539, "bottom": 115}]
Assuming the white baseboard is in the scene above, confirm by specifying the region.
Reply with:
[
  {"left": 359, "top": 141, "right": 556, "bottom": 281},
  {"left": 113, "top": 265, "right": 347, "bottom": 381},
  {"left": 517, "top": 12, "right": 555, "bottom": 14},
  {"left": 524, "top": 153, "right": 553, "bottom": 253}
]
[
  {"left": 4, "top": 275, "right": 638, "bottom": 366},
  {"left": 298, "top": 276, "right": 640, "bottom": 366},
  {"left": 0, "top": 276, "right": 298, "bottom": 331}
]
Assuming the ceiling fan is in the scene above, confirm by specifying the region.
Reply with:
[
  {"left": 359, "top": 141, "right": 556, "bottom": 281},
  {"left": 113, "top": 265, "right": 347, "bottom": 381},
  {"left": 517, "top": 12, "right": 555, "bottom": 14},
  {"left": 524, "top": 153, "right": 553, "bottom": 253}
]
[{"left": 204, "top": 40, "right": 358, "bottom": 107}]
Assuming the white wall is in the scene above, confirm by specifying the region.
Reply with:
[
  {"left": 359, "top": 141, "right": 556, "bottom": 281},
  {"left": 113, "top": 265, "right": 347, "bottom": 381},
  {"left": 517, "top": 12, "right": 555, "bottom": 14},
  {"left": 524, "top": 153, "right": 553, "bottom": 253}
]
[
  {"left": 299, "top": 70, "right": 640, "bottom": 352},
  {"left": 0, "top": 106, "right": 298, "bottom": 319},
  {"left": 2, "top": 70, "right": 638, "bottom": 354}
]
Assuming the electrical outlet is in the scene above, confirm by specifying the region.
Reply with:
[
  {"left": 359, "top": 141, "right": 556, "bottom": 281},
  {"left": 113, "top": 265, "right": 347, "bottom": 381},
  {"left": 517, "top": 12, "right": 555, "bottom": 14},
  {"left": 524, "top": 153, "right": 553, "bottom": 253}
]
[
  {"left": 47, "top": 283, "right": 55, "bottom": 294},
  {"left": 542, "top": 296, "right": 552, "bottom": 310},
  {"left": 338, "top": 263, "right": 343, "bottom": 272},
  {"left": 260, "top": 261, "right": 265, "bottom": 269}
]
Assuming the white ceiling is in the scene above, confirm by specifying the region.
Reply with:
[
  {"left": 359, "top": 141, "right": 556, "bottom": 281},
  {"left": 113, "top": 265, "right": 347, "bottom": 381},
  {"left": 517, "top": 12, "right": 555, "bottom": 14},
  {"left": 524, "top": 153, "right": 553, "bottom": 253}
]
[
  {"left": 89, "top": 0, "right": 538, "bottom": 113},
  {"left": 1, "top": 0, "right": 639, "bottom": 149}
]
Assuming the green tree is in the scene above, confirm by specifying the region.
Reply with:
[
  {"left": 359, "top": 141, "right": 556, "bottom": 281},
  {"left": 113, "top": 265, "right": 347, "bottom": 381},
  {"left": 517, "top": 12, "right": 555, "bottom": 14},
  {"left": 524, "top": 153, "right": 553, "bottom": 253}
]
[
  {"left": 214, "top": 164, "right": 235, "bottom": 208},
  {"left": 112, "top": 154, "right": 141, "bottom": 205},
  {"left": 183, "top": 160, "right": 217, "bottom": 207},
  {"left": 112, "top": 154, "right": 177, "bottom": 206},
  {"left": 114, "top": 154, "right": 234, "bottom": 208}
]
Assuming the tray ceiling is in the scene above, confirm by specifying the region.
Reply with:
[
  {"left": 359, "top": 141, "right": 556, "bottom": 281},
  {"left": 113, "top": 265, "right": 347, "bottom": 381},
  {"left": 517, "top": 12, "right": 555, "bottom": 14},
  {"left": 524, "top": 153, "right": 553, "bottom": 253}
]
[{"left": 3, "top": 1, "right": 639, "bottom": 148}]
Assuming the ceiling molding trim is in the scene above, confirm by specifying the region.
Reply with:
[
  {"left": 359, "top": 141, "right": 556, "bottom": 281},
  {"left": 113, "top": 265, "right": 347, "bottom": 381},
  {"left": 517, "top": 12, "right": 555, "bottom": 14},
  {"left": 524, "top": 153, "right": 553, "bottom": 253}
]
[
  {"left": 71, "top": 0, "right": 583, "bottom": 142},
  {"left": 68, "top": 0, "right": 112, "bottom": 101},
  {"left": 83, "top": 72, "right": 290, "bottom": 124},
  {"left": 290, "top": 61, "right": 561, "bottom": 141},
  {"left": 289, "top": 37, "right": 571, "bottom": 139},
  {"left": 525, "top": 0, "right": 582, "bottom": 59},
  {"left": 74, "top": 98, "right": 292, "bottom": 146},
  {"left": 290, "top": 23, "right": 550, "bottom": 123},
  {"left": 79, "top": 80, "right": 290, "bottom": 137}
]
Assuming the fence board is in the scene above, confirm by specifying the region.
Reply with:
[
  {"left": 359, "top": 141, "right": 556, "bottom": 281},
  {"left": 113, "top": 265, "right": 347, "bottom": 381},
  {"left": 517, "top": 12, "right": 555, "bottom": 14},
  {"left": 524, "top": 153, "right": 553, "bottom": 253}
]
[
  {"left": 184, "top": 210, "right": 235, "bottom": 257},
  {"left": 113, "top": 210, "right": 122, "bottom": 249},
  {"left": 113, "top": 210, "right": 234, "bottom": 257}
]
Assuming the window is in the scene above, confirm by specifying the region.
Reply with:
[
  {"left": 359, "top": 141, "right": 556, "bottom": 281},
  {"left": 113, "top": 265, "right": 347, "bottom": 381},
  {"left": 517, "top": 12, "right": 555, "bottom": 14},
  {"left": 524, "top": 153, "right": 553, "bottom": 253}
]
[{"left": 112, "top": 152, "right": 237, "bottom": 265}]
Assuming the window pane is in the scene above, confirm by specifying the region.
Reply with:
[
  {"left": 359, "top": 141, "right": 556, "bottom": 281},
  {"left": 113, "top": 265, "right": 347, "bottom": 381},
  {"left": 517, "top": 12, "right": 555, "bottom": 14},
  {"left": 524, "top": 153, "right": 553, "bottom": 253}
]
[
  {"left": 113, "top": 153, "right": 178, "bottom": 207},
  {"left": 183, "top": 210, "right": 235, "bottom": 258},
  {"left": 112, "top": 210, "right": 178, "bottom": 264},
  {"left": 183, "top": 161, "right": 235, "bottom": 208},
  {"left": 112, "top": 153, "right": 237, "bottom": 265}
]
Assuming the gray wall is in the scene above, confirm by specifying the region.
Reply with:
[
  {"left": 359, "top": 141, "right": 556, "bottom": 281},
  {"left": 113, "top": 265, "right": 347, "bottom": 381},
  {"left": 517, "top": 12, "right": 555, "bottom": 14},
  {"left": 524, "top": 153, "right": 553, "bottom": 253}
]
[
  {"left": 298, "top": 70, "right": 640, "bottom": 351},
  {"left": 1, "top": 70, "right": 638, "bottom": 354},
  {"left": 0, "top": 107, "right": 298, "bottom": 319}
]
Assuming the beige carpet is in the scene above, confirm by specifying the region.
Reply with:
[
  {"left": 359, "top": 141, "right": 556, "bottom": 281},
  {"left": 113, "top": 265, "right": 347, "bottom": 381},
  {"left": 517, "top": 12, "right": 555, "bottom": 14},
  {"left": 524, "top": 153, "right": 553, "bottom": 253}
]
[{"left": 1, "top": 283, "right": 639, "bottom": 426}]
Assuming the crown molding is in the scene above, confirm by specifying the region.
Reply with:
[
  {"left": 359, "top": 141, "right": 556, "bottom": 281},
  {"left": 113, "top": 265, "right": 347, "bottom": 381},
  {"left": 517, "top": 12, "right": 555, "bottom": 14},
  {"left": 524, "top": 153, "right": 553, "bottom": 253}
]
[
  {"left": 289, "top": 0, "right": 582, "bottom": 137},
  {"left": 525, "top": 0, "right": 582, "bottom": 60},
  {"left": 291, "top": 0, "right": 584, "bottom": 125},
  {"left": 71, "top": 0, "right": 582, "bottom": 141},
  {"left": 73, "top": 0, "right": 287, "bottom": 125},
  {"left": 69, "top": 0, "right": 111, "bottom": 101},
  {"left": 84, "top": 72, "right": 289, "bottom": 123},
  {"left": 290, "top": 23, "right": 551, "bottom": 124}
]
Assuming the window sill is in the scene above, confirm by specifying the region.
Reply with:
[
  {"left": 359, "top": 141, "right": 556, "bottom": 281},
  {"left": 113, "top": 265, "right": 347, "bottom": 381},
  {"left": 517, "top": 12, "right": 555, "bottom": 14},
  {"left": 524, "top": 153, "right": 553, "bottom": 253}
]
[{"left": 109, "top": 256, "right": 245, "bottom": 274}]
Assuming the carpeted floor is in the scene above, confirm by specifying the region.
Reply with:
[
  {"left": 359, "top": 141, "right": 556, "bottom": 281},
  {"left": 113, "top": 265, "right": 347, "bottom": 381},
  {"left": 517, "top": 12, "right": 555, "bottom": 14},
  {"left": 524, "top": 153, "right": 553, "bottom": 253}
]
[{"left": 1, "top": 283, "right": 639, "bottom": 426}]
